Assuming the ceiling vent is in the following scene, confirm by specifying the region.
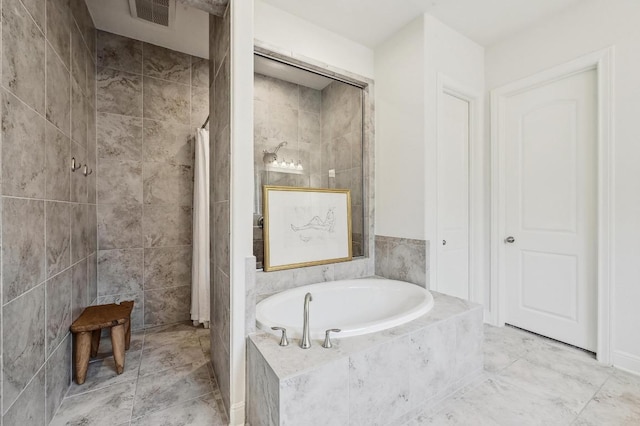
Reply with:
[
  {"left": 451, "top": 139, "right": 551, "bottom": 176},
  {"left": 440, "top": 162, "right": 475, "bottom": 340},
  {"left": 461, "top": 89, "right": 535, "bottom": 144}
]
[{"left": 129, "top": 0, "right": 175, "bottom": 27}]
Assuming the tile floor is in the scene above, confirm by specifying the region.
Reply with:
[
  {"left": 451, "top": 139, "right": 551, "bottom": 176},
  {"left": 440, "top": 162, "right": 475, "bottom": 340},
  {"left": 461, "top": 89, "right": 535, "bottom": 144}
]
[
  {"left": 50, "top": 323, "right": 227, "bottom": 426},
  {"left": 405, "top": 324, "right": 640, "bottom": 425},
  {"left": 50, "top": 322, "right": 640, "bottom": 425}
]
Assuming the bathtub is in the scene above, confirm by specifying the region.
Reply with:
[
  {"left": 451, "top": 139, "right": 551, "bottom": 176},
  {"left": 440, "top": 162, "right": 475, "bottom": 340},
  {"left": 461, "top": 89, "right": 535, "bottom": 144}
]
[{"left": 256, "top": 278, "right": 434, "bottom": 339}]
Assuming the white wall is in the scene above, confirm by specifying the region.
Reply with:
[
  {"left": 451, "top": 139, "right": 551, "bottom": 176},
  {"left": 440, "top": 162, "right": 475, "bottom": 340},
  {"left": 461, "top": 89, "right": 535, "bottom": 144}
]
[
  {"left": 423, "top": 15, "right": 485, "bottom": 294},
  {"left": 254, "top": 0, "right": 374, "bottom": 79},
  {"left": 485, "top": 0, "right": 640, "bottom": 373},
  {"left": 230, "top": 0, "right": 254, "bottom": 423},
  {"left": 374, "top": 14, "right": 484, "bottom": 291},
  {"left": 374, "top": 16, "right": 426, "bottom": 239}
]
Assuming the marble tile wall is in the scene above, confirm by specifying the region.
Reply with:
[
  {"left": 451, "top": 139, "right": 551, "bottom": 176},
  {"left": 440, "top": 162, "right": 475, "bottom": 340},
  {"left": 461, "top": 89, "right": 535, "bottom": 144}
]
[
  {"left": 0, "top": 0, "right": 98, "bottom": 424},
  {"left": 253, "top": 74, "right": 324, "bottom": 268},
  {"left": 375, "top": 235, "right": 429, "bottom": 287},
  {"left": 209, "top": 8, "right": 232, "bottom": 416},
  {"left": 322, "top": 81, "right": 364, "bottom": 257},
  {"left": 95, "top": 30, "right": 209, "bottom": 330},
  {"left": 252, "top": 75, "right": 365, "bottom": 267}
]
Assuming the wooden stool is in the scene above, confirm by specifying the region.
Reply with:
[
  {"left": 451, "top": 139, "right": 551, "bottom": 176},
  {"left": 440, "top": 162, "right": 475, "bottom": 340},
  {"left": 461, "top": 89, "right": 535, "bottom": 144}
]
[{"left": 70, "top": 301, "right": 134, "bottom": 385}]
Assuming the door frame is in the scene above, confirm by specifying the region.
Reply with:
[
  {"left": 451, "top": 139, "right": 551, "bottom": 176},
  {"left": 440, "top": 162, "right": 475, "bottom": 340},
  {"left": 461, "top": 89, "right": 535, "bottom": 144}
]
[
  {"left": 490, "top": 47, "right": 614, "bottom": 364},
  {"left": 435, "top": 73, "right": 484, "bottom": 304}
]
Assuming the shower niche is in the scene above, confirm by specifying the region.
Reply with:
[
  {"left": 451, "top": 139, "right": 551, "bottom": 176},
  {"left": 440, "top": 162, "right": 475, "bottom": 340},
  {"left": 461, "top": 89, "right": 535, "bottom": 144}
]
[{"left": 253, "top": 54, "right": 365, "bottom": 269}]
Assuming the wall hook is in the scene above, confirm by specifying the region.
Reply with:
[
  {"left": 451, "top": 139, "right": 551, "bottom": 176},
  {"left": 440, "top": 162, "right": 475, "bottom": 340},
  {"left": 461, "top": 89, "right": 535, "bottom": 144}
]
[
  {"left": 71, "top": 157, "right": 82, "bottom": 172},
  {"left": 83, "top": 165, "right": 93, "bottom": 177}
]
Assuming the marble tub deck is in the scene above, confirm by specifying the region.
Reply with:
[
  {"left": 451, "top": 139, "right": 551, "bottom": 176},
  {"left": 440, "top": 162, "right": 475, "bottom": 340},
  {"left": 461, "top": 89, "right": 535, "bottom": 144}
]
[
  {"left": 248, "top": 291, "right": 485, "bottom": 426},
  {"left": 49, "top": 322, "right": 227, "bottom": 425}
]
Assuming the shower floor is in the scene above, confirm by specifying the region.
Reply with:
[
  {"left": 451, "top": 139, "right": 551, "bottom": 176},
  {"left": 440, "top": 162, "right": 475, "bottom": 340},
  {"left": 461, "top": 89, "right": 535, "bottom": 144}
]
[{"left": 50, "top": 323, "right": 226, "bottom": 426}]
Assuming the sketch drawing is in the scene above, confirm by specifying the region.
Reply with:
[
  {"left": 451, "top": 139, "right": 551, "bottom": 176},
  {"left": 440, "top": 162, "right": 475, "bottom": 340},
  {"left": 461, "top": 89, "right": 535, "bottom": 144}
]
[
  {"left": 291, "top": 207, "right": 336, "bottom": 234},
  {"left": 263, "top": 186, "right": 351, "bottom": 271}
]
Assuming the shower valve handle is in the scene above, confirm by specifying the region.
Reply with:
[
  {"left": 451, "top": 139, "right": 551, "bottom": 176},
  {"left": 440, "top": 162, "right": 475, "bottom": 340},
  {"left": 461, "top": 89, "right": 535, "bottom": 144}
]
[
  {"left": 322, "top": 329, "right": 341, "bottom": 349},
  {"left": 271, "top": 327, "right": 289, "bottom": 346}
]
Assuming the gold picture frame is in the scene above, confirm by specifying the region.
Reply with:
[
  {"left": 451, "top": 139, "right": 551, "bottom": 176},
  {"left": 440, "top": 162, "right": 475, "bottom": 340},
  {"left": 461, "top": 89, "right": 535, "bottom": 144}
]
[{"left": 263, "top": 186, "right": 353, "bottom": 272}]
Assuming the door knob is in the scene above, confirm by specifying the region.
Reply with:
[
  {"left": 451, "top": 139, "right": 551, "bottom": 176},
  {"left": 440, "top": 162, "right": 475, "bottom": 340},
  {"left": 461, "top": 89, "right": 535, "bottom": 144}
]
[
  {"left": 442, "top": 240, "right": 447, "bottom": 246},
  {"left": 504, "top": 236, "right": 515, "bottom": 243}
]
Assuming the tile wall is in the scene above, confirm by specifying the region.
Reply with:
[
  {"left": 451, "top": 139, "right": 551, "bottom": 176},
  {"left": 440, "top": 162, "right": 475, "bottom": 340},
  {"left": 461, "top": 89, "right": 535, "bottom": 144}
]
[
  {"left": 252, "top": 75, "right": 364, "bottom": 267},
  {"left": 375, "top": 235, "right": 429, "bottom": 287},
  {"left": 253, "top": 74, "right": 323, "bottom": 268},
  {"left": 1, "top": 0, "right": 98, "bottom": 424},
  {"left": 95, "top": 30, "right": 209, "bottom": 330},
  {"left": 322, "top": 81, "right": 364, "bottom": 257},
  {"left": 209, "top": 9, "right": 231, "bottom": 415}
]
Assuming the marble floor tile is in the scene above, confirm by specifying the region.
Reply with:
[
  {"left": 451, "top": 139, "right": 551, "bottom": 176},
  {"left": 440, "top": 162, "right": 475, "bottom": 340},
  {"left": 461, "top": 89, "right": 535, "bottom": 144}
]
[
  {"left": 49, "top": 380, "right": 136, "bottom": 426},
  {"left": 67, "top": 350, "right": 142, "bottom": 397},
  {"left": 482, "top": 324, "right": 526, "bottom": 372},
  {"left": 139, "top": 344, "right": 207, "bottom": 377},
  {"left": 520, "top": 338, "right": 612, "bottom": 388},
  {"left": 143, "top": 323, "right": 202, "bottom": 349},
  {"left": 132, "top": 363, "right": 213, "bottom": 418},
  {"left": 130, "top": 393, "right": 226, "bottom": 426},
  {"left": 573, "top": 371, "right": 640, "bottom": 425},
  {"left": 421, "top": 376, "right": 576, "bottom": 425},
  {"left": 49, "top": 319, "right": 640, "bottom": 426},
  {"left": 496, "top": 358, "right": 599, "bottom": 414}
]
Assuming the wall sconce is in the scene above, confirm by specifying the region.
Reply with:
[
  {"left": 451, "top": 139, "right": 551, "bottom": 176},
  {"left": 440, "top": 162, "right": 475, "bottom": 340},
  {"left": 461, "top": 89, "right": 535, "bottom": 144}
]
[
  {"left": 263, "top": 142, "right": 304, "bottom": 174},
  {"left": 263, "top": 141, "right": 287, "bottom": 164}
]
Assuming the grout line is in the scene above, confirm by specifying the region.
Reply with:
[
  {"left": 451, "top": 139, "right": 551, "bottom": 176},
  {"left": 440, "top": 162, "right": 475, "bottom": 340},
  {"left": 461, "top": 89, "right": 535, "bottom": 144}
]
[
  {"left": 571, "top": 372, "right": 612, "bottom": 423},
  {"left": 2, "top": 360, "right": 46, "bottom": 417}
]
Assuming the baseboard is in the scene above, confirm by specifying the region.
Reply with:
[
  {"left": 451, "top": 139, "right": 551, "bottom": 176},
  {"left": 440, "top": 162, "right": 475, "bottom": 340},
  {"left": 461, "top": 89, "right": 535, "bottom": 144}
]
[
  {"left": 483, "top": 309, "right": 495, "bottom": 325},
  {"left": 228, "top": 401, "right": 246, "bottom": 426},
  {"left": 613, "top": 350, "right": 640, "bottom": 376}
]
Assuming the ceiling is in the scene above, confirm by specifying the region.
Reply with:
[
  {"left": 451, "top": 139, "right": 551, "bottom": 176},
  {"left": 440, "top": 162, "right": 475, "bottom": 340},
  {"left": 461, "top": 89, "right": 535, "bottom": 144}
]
[
  {"left": 86, "top": 0, "right": 210, "bottom": 58},
  {"left": 86, "top": 0, "right": 586, "bottom": 61},
  {"left": 255, "top": 56, "right": 333, "bottom": 90},
  {"left": 260, "top": 0, "right": 585, "bottom": 48}
]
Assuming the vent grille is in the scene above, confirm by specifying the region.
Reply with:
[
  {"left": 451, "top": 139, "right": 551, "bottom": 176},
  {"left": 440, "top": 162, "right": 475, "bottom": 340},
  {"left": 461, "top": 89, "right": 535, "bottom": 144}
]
[{"left": 132, "top": 0, "right": 171, "bottom": 26}]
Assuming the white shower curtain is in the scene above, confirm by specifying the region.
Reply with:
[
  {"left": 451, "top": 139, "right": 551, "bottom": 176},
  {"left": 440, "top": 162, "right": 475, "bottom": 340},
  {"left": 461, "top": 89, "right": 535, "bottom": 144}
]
[{"left": 191, "top": 128, "right": 210, "bottom": 328}]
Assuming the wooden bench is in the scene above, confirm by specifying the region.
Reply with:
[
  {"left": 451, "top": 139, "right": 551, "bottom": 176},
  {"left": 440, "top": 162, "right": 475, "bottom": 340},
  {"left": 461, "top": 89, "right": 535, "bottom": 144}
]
[{"left": 70, "top": 301, "right": 134, "bottom": 385}]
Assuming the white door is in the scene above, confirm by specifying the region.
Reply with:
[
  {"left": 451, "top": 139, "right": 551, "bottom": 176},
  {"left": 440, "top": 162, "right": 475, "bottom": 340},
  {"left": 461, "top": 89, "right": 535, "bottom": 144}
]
[
  {"left": 437, "top": 93, "right": 470, "bottom": 300},
  {"left": 503, "top": 69, "right": 597, "bottom": 351}
]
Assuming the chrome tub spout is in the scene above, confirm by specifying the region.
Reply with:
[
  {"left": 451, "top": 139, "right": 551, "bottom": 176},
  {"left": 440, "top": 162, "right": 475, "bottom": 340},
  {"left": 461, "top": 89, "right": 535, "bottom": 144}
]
[{"left": 301, "top": 292, "right": 313, "bottom": 349}]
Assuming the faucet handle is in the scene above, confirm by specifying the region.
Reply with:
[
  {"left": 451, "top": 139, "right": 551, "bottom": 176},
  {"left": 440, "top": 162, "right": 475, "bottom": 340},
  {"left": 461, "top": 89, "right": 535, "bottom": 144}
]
[
  {"left": 271, "top": 327, "right": 289, "bottom": 346},
  {"left": 322, "top": 329, "right": 341, "bottom": 348}
]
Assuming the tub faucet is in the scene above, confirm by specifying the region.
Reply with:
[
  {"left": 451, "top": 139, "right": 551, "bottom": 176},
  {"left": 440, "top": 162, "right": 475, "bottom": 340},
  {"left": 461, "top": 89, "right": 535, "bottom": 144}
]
[{"left": 301, "top": 292, "right": 313, "bottom": 349}]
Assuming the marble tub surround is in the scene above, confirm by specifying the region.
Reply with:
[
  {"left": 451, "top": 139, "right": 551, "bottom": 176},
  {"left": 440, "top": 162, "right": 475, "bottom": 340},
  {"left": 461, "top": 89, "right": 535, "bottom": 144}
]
[
  {"left": 96, "top": 30, "right": 209, "bottom": 330},
  {"left": 50, "top": 323, "right": 227, "bottom": 426},
  {"left": 1, "top": 0, "right": 98, "bottom": 423},
  {"left": 375, "top": 235, "right": 429, "bottom": 287},
  {"left": 247, "top": 289, "right": 483, "bottom": 425}
]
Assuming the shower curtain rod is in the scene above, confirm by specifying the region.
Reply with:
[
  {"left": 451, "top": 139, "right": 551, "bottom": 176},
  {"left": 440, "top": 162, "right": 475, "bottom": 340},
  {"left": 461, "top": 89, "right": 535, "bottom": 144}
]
[{"left": 202, "top": 115, "right": 209, "bottom": 129}]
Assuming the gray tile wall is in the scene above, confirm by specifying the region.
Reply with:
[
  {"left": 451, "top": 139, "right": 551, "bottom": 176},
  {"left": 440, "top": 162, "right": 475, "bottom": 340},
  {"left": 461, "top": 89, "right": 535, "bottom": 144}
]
[
  {"left": 209, "top": 10, "right": 231, "bottom": 416},
  {"left": 375, "top": 235, "right": 429, "bottom": 287},
  {"left": 322, "top": 81, "right": 364, "bottom": 257},
  {"left": 95, "top": 30, "right": 209, "bottom": 330},
  {"left": 253, "top": 74, "right": 324, "bottom": 268},
  {"left": 252, "top": 76, "right": 365, "bottom": 267},
  {"left": 1, "top": 0, "right": 98, "bottom": 424}
]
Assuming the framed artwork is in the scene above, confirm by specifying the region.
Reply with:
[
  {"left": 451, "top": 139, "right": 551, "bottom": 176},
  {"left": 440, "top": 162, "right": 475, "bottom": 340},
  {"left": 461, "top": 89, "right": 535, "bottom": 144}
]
[{"left": 263, "top": 186, "right": 352, "bottom": 272}]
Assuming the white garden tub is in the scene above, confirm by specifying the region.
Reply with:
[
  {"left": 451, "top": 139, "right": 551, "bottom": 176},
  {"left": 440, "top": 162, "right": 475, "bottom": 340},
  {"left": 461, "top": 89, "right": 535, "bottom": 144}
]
[{"left": 256, "top": 278, "right": 434, "bottom": 339}]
